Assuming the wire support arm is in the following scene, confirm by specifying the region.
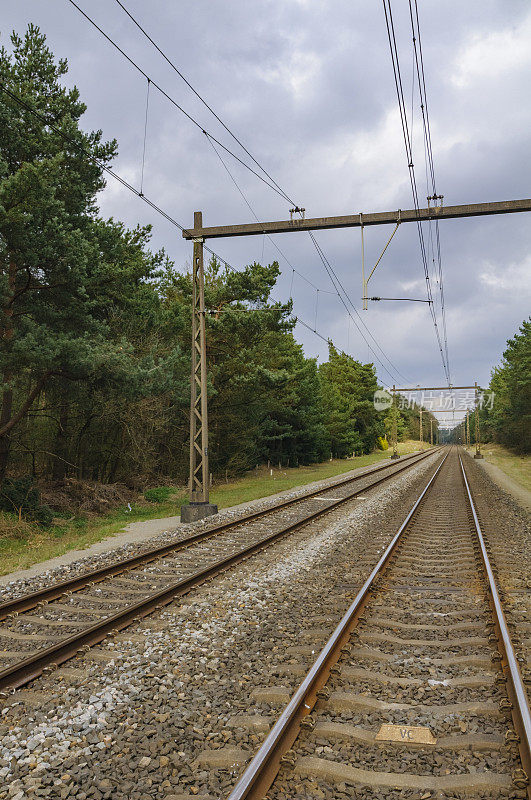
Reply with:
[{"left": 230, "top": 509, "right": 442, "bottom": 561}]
[
  {"left": 365, "top": 220, "right": 401, "bottom": 286},
  {"left": 365, "top": 297, "right": 432, "bottom": 303},
  {"left": 182, "top": 199, "right": 531, "bottom": 239}
]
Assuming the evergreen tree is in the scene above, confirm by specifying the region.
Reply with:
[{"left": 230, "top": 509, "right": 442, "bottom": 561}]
[
  {"left": 159, "top": 256, "right": 328, "bottom": 475},
  {"left": 1, "top": 24, "right": 426, "bottom": 498},
  {"left": 487, "top": 319, "right": 530, "bottom": 452},
  {"left": 0, "top": 26, "right": 168, "bottom": 478},
  {"left": 318, "top": 344, "right": 380, "bottom": 456}
]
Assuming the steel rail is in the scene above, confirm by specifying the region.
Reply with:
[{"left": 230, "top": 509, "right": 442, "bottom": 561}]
[
  {"left": 225, "top": 451, "right": 449, "bottom": 800},
  {"left": 0, "top": 448, "right": 440, "bottom": 693},
  {"left": 459, "top": 453, "right": 531, "bottom": 781},
  {"left": 0, "top": 449, "right": 437, "bottom": 621},
  {"left": 226, "top": 449, "right": 530, "bottom": 800}
]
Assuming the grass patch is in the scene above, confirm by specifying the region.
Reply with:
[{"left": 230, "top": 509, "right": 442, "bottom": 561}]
[
  {"left": 144, "top": 486, "right": 172, "bottom": 503},
  {"left": 0, "top": 495, "right": 186, "bottom": 577},
  {"left": 465, "top": 443, "right": 530, "bottom": 491},
  {"left": 207, "top": 440, "right": 427, "bottom": 509},
  {"left": 0, "top": 440, "right": 430, "bottom": 577}
]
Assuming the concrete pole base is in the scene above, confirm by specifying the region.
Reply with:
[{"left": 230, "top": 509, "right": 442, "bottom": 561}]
[
  {"left": 180, "top": 502, "right": 218, "bottom": 523},
  {"left": 390, "top": 453, "right": 400, "bottom": 459}
]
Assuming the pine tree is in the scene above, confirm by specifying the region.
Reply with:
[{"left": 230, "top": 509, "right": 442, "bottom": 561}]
[{"left": 0, "top": 26, "right": 166, "bottom": 478}]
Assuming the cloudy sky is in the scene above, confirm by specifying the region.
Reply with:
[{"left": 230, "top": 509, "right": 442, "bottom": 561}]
[{"left": 2, "top": 1, "right": 530, "bottom": 425}]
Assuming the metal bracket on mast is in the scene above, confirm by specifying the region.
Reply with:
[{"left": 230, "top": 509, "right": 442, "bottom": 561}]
[
  {"left": 391, "top": 386, "right": 400, "bottom": 459},
  {"left": 362, "top": 211, "right": 401, "bottom": 310},
  {"left": 474, "top": 381, "right": 483, "bottom": 459}
]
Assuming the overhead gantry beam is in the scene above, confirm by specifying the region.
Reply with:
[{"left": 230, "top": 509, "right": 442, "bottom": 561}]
[
  {"left": 182, "top": 199, "right": 531, "bottom": 240},
  {"left": 393, "top": 386, "right": 478, "bottom": 392}
]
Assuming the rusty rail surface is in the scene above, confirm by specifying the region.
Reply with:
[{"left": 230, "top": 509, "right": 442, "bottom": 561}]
[
  {"left": 226, "top": 449, "right": 530, "bottom": 800},
  {"left": 0, "top": 448, "right": 440, "bottom": 693},
  {"left": 0, "top": 449, "right": 438, "bottom": 622},
  {"left": 460, "top": 453, "right": 531, "bottom": 782}
]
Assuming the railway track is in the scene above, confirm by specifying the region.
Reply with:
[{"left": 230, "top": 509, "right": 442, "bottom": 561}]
[
  {"left": 226, "top": 448, "right": 531, "bottom": 800},
  {"left": 0, "top": 447, "right": 438, "bottom": 693}
]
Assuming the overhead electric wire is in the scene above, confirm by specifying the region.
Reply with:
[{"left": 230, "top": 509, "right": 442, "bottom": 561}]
[
  {"left": 308, "top": 230, "right": 414, "bottom": 384},
  {"left": 382, "top": 0, "right": 450, "bottom": 385},
  {"left": 112, "top": 0, "right": 297, "bottom": 208},
  {"left": 206, "top": 133, "right": 408, "bottom": 386},
  {"left": 0, "top": 82, "right": 235, "bottom": 274},
  {"left": 382, "top": 0, "right": 449, "bottom": 384},
  {"left": 408, "top": 0, "right": 451, "bottom": 380},
  {"left": 66, "top": 0, "right": 416, "bottom": 386},
  {"left": 65, "top": 0, "right": 292, "bottom": 204},
  {"left": 205, "top": 136, "right": 335, "bottom": 297},
  {"left": 307, "top": 232, "right": 407, "bottom": 384},
  {"left": 96, "top": 0, "right": 415, "bottom": 386},
  {"left": 383, "top": 3, "right": 434, "bottom": 297},
  {"left": 209, "top": 135, "right": 402, "bottom": 382},
  {"left": 296, "top": 318, "right": 333, "bottom": 347},
  {"left": 207, "top": 134, "right": 414, "bottom": 382},
  {"left": 1, "top": 81, "right": 359, "bottom": 376}
]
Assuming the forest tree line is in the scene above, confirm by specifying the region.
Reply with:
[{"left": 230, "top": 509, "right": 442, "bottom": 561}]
[
  {"left": 0, "top": 26, "right": 435, "bottom": 498},
  {"left": 449, "top": 319, "right": 530, "bottom": 454}
]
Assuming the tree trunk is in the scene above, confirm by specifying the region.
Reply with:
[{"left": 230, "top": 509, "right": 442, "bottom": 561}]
[
  {"left": 0, "top": 386, "right": 13, "bottom": 482},
  {"left": 0, "top": 257, "right": 16, "bottom": 482}
]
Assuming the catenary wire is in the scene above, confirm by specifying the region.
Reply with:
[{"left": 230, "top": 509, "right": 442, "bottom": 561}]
[
  {"left": 382, "top": 0, "right": 447, "bottom": 382},
  {"left": 409, "top": 0, "right": 450, "bottom": 379},
  {"left": 66, "top": 0, "right": 418, "bottom": 385},
  {"left": 307, "top": 232, "right": 408, "bottom": 384},
  {"left": 0, "top": 82, "right": 237, "bottom": 274},
  {"left": 206, "top": 134, "right": 408, "bottom": 385},
  {"left": 382, "top": 0, "right": 450, "bottom": 385},
  {"left": 386, "top": 0, "right": 449, "bottom": 385},
  {"left": 205, "top": 136, "right": 335, "bottom": 297},
  {"left": 0, "top": 82, "right": 365, "bottom": 378},
  {"left": 308, "top": 230, "right": 414, "bottom": 384},
  {"left": 208, "top": 126, "right": 411, "bottom": 381},
  {"left": 84, "top": 0, "right": 415, "bottom": 385},
  {"left": 64, "top": 0, "right": 292, "bottom": 204},
  {"left": 112, "top": 0, "right": 296, "bottom": 207}
]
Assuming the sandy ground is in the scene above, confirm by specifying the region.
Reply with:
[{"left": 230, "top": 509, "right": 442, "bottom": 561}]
[{"left": 0, "top": 456, "right": 411, "bottom": 587}]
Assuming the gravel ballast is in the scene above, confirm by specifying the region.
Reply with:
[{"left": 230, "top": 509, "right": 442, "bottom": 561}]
[
  {"left": 1, "top": 449, "right": 527, "bottom": 800},
  {"left": 0, "top": 454, "right": 426, "bottom": 599},
  {"left": 0, "top": 453, "right": 441, "bottom": 800}
]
